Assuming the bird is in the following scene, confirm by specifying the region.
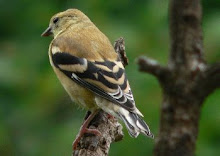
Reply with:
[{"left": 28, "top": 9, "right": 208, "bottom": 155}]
[{"left": 41, "top": 8, "right": 153, "bottom": 149}]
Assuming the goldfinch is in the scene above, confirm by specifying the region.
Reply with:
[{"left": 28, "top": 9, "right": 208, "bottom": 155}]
[{"left": 42, "top": 9, "right": 153, "bottom": 149}]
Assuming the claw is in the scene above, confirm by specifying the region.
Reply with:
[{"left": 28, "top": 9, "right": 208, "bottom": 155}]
[{"left": 72, "top": 110, "right": 101, "bottom": 150}]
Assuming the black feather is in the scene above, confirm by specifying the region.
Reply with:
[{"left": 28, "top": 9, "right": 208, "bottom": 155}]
[
  {"left": 52, "top": 52, "right": 85, "bottom": 67},
  {"left": 53, "top": 52, "right": 136, "bottom": 112}
]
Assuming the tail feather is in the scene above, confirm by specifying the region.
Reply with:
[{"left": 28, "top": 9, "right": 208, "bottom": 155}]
[
  {"left": 119, "top": 113, "right": 139, "bottom": 137},
  {"left": 118, "top": 108, "right": 154, "bottom": 138}
]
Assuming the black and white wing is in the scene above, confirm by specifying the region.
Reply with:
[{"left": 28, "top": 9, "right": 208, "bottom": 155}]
[{"left": 51, "top": 52, "right": 141, "bottom": 115}]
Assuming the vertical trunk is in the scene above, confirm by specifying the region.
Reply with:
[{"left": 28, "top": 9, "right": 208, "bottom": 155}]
[
  {"left": 155, "top": 94, "right": 202, "bottom": 156},
  {"left": 154, "top": 0, "right": 204, "bottom": 156}
]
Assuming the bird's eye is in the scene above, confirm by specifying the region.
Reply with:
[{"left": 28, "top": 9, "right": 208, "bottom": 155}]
[{"left": 53, "top": 17, "right": 59, "bottom": 24}]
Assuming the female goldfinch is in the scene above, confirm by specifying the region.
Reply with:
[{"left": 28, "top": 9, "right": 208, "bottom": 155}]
[{"left": 42, "top": 9, "right": 153, "bottom": 149}]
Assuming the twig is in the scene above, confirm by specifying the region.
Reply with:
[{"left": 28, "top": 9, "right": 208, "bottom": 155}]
[
  {"left": 137, "top": 56, "right": 171, "bottom": 83},
  {"left": 114, "top": 37, "right": 129, "bottom": 67}
]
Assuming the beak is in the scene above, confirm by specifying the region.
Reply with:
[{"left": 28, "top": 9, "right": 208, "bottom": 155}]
[{"left": 41, "top": 27, "right": 52, "bottom": 37}]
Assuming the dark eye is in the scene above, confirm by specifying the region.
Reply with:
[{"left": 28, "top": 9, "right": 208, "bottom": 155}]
[{"left": 53, "top": 17, "right": 59, "bottom": 24}]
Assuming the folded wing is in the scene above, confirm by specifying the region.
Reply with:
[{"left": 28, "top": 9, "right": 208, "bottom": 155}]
[{"left": 51, "top": 52, "right": 140, "bottom": 115}]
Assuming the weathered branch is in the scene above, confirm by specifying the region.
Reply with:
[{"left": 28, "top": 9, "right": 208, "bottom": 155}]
[
  {"left": 72, "top": 38, "right": 126, "bottom": 156},
  {"left": 204, "top": 63, "right": 220, "bottom": 89},
  {"left": 73, "top": 111, "right": 123, "bottom": 156},
  {"left": 137, "top": 56, "right": 172, "bottom": 83},
  {"left": 114, "top": 37, "right": 129, "bottom": 67},
  {"left": 196, "top": 62, "right": 220, "bottom": 98}
]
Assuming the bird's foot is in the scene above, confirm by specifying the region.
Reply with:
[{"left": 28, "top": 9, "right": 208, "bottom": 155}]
[
  {"left": 107, "top": 113, "right": 114, "bottom": 119},
  {"left": 72, "top": 110, "right": 101, "bottom": 150},
  {"left": 72, "top": 127, "right": 101, "bottom": 150}
]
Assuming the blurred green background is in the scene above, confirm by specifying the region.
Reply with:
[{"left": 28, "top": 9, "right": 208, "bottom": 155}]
[{"left": 0, "top": 0, "right": 219, "bottom": 155}]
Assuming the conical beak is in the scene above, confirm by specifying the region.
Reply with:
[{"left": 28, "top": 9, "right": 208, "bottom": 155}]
[{"left": 41, "top": 27, "right": 52, "bottom": 37}]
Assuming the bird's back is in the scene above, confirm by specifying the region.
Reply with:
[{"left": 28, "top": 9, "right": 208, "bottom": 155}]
[{"left": 52, "top": 23, "right": 118, "bottom": 62}]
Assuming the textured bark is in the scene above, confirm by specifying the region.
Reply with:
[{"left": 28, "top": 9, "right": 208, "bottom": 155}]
[
  {"left": 137, "top": 0, "right": 220, "bottom": 156},
  {"left": 72, "top": 111, "right": 123, "bottom": 156},
  {"left": 114, "top": 37, "right": 129, "bottom": 66},
  {"left": 72, "top": 38, "right": 127, "bottom": 156}
]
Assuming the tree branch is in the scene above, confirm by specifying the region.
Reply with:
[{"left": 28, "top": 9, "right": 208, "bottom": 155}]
[
  {"left": 137, "top": 56, "right": 172, "bottom": 83},
  {"left": 114, "top": 37, "right": 129, "bottom": 67},
  {"left": 204, "top": 63, "right": 220, "bottom": 88},
  {"left": 196, "top": 62, "right": 220, "bottom": 98},
  {"left": 72, "top": 38, "right": 126, "bottom": 156},
  {"left": 135, "top": 0, "right": 219, "bottom": 156},
  {"left": 73, "top": 111, "right": 123, "bottom": 156}
]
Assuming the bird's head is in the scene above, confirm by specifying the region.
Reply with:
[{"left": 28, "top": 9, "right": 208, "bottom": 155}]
[{"left": 41, "top": 9, "right": 91, "bottom": 38}]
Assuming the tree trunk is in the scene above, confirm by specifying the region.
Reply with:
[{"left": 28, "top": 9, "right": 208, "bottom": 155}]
[{"left": 137, "top": 0, "right": 220, "bottom": 156}]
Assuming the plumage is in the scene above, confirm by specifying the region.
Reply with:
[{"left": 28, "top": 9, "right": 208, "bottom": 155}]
[{"left": 42, "top": 8, "right": 153, "bottom": 143}]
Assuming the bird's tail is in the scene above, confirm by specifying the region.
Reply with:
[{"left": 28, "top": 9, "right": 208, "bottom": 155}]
[{"left": 118, "top": 108, "right": 154, "bottom": 138}]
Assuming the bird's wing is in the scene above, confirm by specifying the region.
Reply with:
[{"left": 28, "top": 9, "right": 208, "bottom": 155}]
[{"left": 51, "top": 51, "right": 138, "bottom": 113}]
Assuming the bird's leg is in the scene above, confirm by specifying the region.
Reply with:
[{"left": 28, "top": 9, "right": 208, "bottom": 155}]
[
  {"left": 72, "top": 110, "right": 101, "bottom": 150},
  {"left": 84, "top": 111, "right": 91, "bottom": 120},
  {"left": 107, "top": 113, "right": 114, "bottom": 119}
]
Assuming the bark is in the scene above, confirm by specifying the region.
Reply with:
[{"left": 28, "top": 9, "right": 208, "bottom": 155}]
[
  {"left": 137, "top": 0, "right": 220, "bottom": 156},
  {"left": 72, "top": 111, "right": 123, "bottom": 156},
  {"left": 72, "top": 38, "right": 127, "bottom": 156}
]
